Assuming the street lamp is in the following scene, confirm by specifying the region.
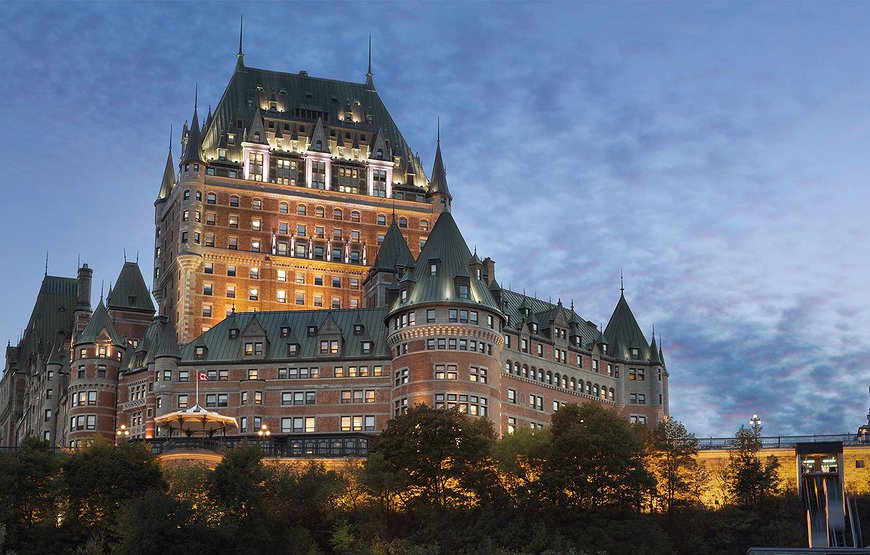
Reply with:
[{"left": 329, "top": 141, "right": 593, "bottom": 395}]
[
  {"left": 115, "top": 424, "right": 130, "bottom": 445},
  {"left": 257, "top": 423, "right": 271, "bottom": 456},
  {"left": 750, "top": 414, "right": 762, "bottom": 435}
]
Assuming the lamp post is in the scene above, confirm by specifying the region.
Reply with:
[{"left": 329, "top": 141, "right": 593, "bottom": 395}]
[
  {"left": 257, "top": 423, "right": 271, "bottom": 455},
  {"left": 115, "top": 424, "right": 130, "bottom": 446},
  {"left": 750, "top": 414, "right": 762, "bottom": 436}
]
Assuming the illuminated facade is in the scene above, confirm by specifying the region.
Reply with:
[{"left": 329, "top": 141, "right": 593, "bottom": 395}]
[{"left": 0, "top": 41, "right": 669, "bottom": 448}]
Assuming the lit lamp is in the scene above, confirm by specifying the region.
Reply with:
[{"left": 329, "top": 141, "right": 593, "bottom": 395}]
[
  {"left": 116, "top": 424, "right": 130, "bottom": 445},
  {"left": 750, "top": 414, "right": 762, "bottom": 435},
  {"left": 257, "top": 424, "right": 270, "bottom": 438}
]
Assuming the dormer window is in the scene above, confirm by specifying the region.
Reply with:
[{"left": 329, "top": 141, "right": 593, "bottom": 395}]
[
  {"left": 353, "top": 324, "right": 363, "bottom": 336},
  {"left": 601, "top": 344, "right": 608, "bottom": 355},
  {"left": 458, "top": 284, "right": 469, "bottom": 300},
  {"left": 280, "top": 327, "right": 290, "bottom": 338},
  {"left": 361, "top": 341, "right": 373, "bottom": 354},
  {"left": 229, "top": 329, "right": 239, "bottom": 339},
  {"left": 287, "top": 343, "right": 299, "bottom": 356},
  {"left": 194, "top": 346, "right": 207, "bottom": 359},
  {"left": 401, "top": 289, "right": 408, "bottom": 302},
  {"left": 430, "top": 262, "right": 438, "bottom": 276},
  {"left": 307, "top": 326, "right": 317, "bottom": 336},
  {"left": 244, "top": 342, "right": 263, "bottom": 356},
  {"left": 630, "top": 347, "right": 640, "bottom": 360}
]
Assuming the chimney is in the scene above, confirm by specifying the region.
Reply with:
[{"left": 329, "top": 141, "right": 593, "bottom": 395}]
[
  {"left": 483, "top": 257, "right": 496, "bottom": 285},
  {"left": 76, "top": 264, "right": 93, "bottom": 310}
]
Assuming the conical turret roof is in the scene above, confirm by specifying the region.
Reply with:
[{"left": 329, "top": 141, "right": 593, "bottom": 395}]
[
  {"left": 155, "top": 319, "right": 181, "bottom": 359},
  {"left": 428, "top": 129, "right": 451, "bottom": 200},
  {"left": 107, "top": 262, "right": 155, "bottom": 314},
  {"left": 246, "top": 107, "right": 268, "bottom": 145},
  {"left": 370, "top": 219, "right": 414, "bottom": 272},
  {"left": 648, "top": 332, "right": 661, "bottom": 364},
  {"left": 604, "top": 292, "right": 650, "bottom": 361},
  {"left": 77, "top": 299, "right": 125, "bottom": 347},
  {"left": 157, "top": 143, "right": 175, "bottom": 200},
  {"left": 180, "top": 102, "right": 204, "bottom": 164},
  {"left": 393, "top": 211, "right": 498, "bottom": 312}
]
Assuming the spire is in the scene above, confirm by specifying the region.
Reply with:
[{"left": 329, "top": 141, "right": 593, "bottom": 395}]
[
  {"left": 370, "top": 219, "right": 414, "bottom": 273},
  {"left": 308, "top": 117, "right": 330, "bottom": 153},
  {"left": 428, "top": 120, "right": 452, "bottom": 202},
  {"left": 158, "top": 127, "right": 175, "bottom": 200},
  {"left": 365, "top": 35, "right": 375, "bottom": 91},
  {"left": 236, "top": 15, "right": 245, "bottom": 70},
  {"left": 180, "top": 86, "right": 204, "bottom": 165},
  {"left": 604, "top": 290, "right": 649, "bottom": 361},
  {"left": 44, "top": 251, "right": 48, "bottom": 277},
  {"left": 649, "top": 327, "right": 661, "bottom": 364},
  {"left": 620, "top": 269, "right": 624, "bottom": 293},
  {"left": 155, "top": 319, "right": 181, "bottom": 359},
  {"left": 106, "top": 262, "right": 155, "bottom": 314},
  {"left": 247, "top": 107, "right": 268, "bottom": 145}
]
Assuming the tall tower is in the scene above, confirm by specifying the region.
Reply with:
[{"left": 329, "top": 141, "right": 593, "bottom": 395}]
[{"left": 152, "top": 43, "right": 445, "bottom": 343}]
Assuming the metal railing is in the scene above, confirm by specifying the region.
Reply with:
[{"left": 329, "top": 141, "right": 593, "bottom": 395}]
[
  {"left": 140, "top": 433, "right": 373, "bottom": 458},
  {"left": 697, "top": 433, "right": 863, "bottom": 450}
]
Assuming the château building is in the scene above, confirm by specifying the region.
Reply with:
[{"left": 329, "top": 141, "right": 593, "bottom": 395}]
[{"left": 0, "top": 37, "right": 669, "bottom": 449}]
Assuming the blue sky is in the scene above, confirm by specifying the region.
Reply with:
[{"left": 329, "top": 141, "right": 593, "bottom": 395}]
[{"left": 2, "top": 1, "right": 870, "bottom": 437}]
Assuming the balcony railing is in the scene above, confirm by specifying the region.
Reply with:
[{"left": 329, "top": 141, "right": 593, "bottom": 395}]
[
  {"left": 138, "top": 433, "right": 373, "bottom": 458},
  {"left": 697, "top": 433, "right": 863, "bottom": 450}
]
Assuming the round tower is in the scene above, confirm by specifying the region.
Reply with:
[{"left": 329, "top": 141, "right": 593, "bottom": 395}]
[
  {"left": 385, "top": 211, "right": 506, "bottom": 433},
  {"left": 68, "top": 300, "right": 126, "bottom": 447}
]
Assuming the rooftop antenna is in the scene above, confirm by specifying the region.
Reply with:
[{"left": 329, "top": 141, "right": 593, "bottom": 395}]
[{"left": 44, "top": 251, "right": 48, "bottom": 277}]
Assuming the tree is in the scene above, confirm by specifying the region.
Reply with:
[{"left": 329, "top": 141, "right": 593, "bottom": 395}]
[
  {"left": 645, "top": 417, "right": 703, "bottom": 512},
  {"left": 62, "top": 436, "right": 165, "bottom": 546},
  {"left": 541, "top": 403, "right": 654, "bottom": 511},
  {"left": 363, "top": 405, "right": 497, "bottom": 511},
  {"left": 492, "top": 425, "right": 550, "bottom": 506},
  {"left": 724, "top": 426, "right": 780, "bottom": 506}
]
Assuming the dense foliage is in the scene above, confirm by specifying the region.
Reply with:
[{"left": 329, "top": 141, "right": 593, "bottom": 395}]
[{"left": 0, "top": 407, "right": 810, "bottom": 555}]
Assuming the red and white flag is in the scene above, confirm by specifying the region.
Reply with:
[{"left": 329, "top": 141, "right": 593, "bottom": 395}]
[{"left": 197, "top": 372, "right": 209, "bottom": 381}]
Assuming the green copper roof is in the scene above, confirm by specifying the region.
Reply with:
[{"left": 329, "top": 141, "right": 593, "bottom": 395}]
[
  {"left": 178, "top": 308, "right": 389, "bottom": 362},
  {"left": 604, "top": 292, "right": 650, "bottom": 361},
  {"left": 501, "top": 289, "right": 600, "bottom": 345},
  {"left": 428, "top": 134, "right": 451, "bottom": 200},
  {"left": 369, "top": 219, "right": 414, "bottom": 273},
  {"left": 77, "top": 300, "right": 126, "bottom": 347},
  {"left": 106, "top": 262, "right": 155, "bottom": 314},
  {"left": 181, "top": 97, "right": 204, "bottom": 164},
  {"left": 391, "top": 211, "right": 498, "bottom": 313},
  {"left": 200, "top": 64, "right": 431, "bottom": 190},
  {"left": 157, "top": 145, "right": 175, "bottom": 201},
  {"left": 13, "top": 276, "right": 77, "bottom": 370},
  {"left": 155, "top": 318, "right": 181, "bottom": 359}
]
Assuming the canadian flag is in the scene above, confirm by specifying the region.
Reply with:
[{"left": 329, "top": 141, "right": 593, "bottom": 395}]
[{"left": 197, "top": 372, "right": 209, "bottom": 381}]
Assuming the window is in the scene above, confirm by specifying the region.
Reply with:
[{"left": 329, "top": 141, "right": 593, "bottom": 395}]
[
  {"left": 207, "top": 192, "right": 216, "bottom": 204},
  {"left": 361, "top": 341, "right": 373, "bottom": 354},
  {"left": 630, "top": 347, "right": 640, "bottom": 360},
  {"left": 395, "top": 368, "right": 409, "bottom": 386},
  {"left": 507, "top": 389, "right": 516, "bottom": 404},
  {"left": 377, "top": 214, "right": 386, "bottom": 226},
  {"left": 251, "top": 218, "right": 262, "bottom": 231},
  {"left": 249, "top": 288, "right": 259, "bottom": 301},
  {"left": 630, "top": 415, "right": 647, "bottom": 425},
  {"left": 227, "top": 265, "right": 237, "bottom": 277},
  {"left": 470, "top": 366, "right": 488, "bottom": 384}
]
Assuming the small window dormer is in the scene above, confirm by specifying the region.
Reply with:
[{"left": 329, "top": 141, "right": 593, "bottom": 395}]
[
  {"left": 630, "top": 347, "right": 640, "bottom": 360},
  {"left": 361, "top": 341, "right": 373, "bottom": 354},
  {"left": 287, "top": 343, "right": 299, "bottom": 356},
  {"left": 353, "top": 324, "right": 363, "bottom": 336},
  {"left": 194, "top": 346, "right": 207, "bottom": 360},
  {"left": 229, "top": 328, "right": 239, "bottom": 340},
  {"left": 280, "top": 326, "right": 290, "bottom": 338},
  {"left": 307, "top": 326, "right": 317, "bottom": 336}
]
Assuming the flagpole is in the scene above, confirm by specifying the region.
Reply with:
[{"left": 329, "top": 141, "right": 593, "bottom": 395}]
[{"left": 196, "top": 371, "right": 200, "bottom": 406}]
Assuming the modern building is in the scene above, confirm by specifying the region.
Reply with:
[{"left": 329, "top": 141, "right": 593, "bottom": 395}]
[{"left": 0, "top": 37, "right": 669, "bottom": 449}]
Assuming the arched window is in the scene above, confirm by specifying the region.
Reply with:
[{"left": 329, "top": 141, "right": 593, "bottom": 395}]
[
  {"left": 562, "top": 375, "right": 568, "bottom": 389},
  {"left": 333, "top": 208, "right": 343, "bottom": 220},
  {"left": 316, "top": 140, "right": 323, "bottom": 150},
  {"left": 230, "top": 195, "right": 240, "bottom": 207},
  {"left": 315, "top": 206, "right": 325, "bottom": 217},
  {"left": 608, "top": 388, "right": 614, "bottom": 401},
  {"left": 504, "top": 360, "right": 511, "bottom": 372},
  {"left": 546, "top": 371, "right": 553, "bottom": 385},
  {"left": 570, "top": 377, "right": 576, "bottom": 391},
  {"left": 554, "top": 372, "right": 560, "bottom": 387},
  {"left": 297, "top": 204, "right": 307, "bottom": 216},
  {"left": 420, "top": 219, "right": 429, "bottom": 231},
  {"left": 279, "top": 202, "right": 289, "bottom": 214},
  {"left": 538, "top": 369, "right": 544, "bottom": 382},
  {"left": 593, "top": 384, "right": 599, "bottom": 397},
  {"left": 351, "top": 211, "right": 360, "bottom": 223},
  {"left": 515, "top": 363, "right": 521, "bottom": 375},
  {"left": 586, "top": 382, "right": 592, "bottom": 394},
  {"left": 398, "top": 217, "right": 408, "bottom": 228},
  {"left": 377, "top": 214, "right": 386, "bottom": 225},
  {"left": 522, "top": 365, "right": 528, "bottom": 378}
]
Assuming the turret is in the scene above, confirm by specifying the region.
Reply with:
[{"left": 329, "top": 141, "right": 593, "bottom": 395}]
[
  {"left": 363, "top": 216, "right": 415, "bottom": 308},
  {"left": 427, "top": 122, "right": 452, "bottom": 213},
  {"left": 386, "top": 211, "right": 506, "bottom": 431}
]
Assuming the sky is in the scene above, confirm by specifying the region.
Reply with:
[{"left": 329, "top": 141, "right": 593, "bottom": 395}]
[{"left": 2, "top": 1, "right": 870, "bottom": 437}]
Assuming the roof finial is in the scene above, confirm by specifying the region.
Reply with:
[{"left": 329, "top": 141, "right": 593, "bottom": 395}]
[
  {"left": 239, "top": 15, "right": 244, "bottom": 55},
  {"left": 44, "top": 251, "right": 48, "bottom": 277},
  {"left": 391, "top": 201, "right": 396, "bottom": 222},
  {"left": 136, "top": 250, "right": 139, "bottom": 264},
  {"left": 620, "top": 269, "right": 624, "bottom": 293},
  {"left": 194, "top": 82, "right": 198, "bottom": 111},
  {"left": 437, "top": 117, "right": 441, "bottom": 144},
  {"left": 100, "top": 281, "right": 104, "bottom": 302},
  {"left": 123, "top": 248, "right": 127, "bottom": 263},
  {"left": 169, "top": 124, "right": 173, "bottom": 153},
  {"left": 367, "top": 35, "right": 372, "bottom": 76}
]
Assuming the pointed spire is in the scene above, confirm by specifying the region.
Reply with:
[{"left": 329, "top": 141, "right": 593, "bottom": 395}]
[
  {"left": 158, "top": 126, "right": 176, "bottom": 200},
  {"left": 44, "top": 251, "right": 48, "bottom": 277},
  {"left": 368, "top": 128, "right": 389, "bottom": 160},
  {"left": 428, "top": 119, "right": 452, "bottom": 202},
  {"left": 236, "top": 15, "right": 245, "bottom": 70},
  {"left": 155, "top": 319, "right": 181, "bottom": 359},
  {"left": 365, "top": 35, "right": 375, "bottom": 91},
  {"left": 620, "top": 269, "right": 624, "bottom": 293},
  {"left": 180, "top": 85, "right": 204, "bottom": 164},
  {"left": 247, "top": 107, "right": 268, "bottom": 145},
  {"left": 649, "top": 326, "right": 661, "bottom": 364}
]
